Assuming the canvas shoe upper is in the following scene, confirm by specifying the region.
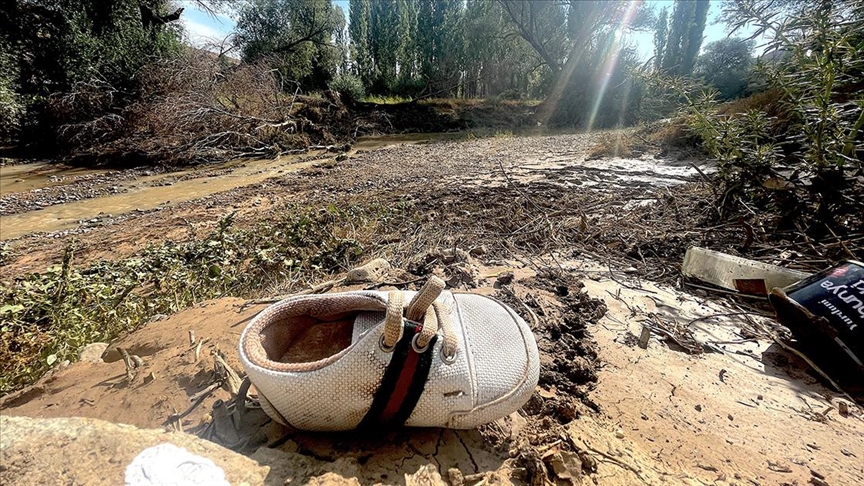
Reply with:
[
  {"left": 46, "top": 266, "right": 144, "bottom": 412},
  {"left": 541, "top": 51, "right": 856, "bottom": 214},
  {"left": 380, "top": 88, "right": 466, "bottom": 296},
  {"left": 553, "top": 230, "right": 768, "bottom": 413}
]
[{"left": 238, "top": 276, "right": 539, "bottom": 431}]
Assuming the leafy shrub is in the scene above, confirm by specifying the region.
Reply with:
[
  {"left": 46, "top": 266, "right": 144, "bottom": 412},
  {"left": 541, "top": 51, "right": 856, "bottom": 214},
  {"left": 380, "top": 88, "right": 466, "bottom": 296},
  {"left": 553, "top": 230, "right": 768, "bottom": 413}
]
[
  {"left": 694, "top": 38, "right": 755, "bottom": 100},
  {"left": 0, "top": 43, "right": 22, "bottom": 145},
  {"left": 0, "top": 204, "right": 392, "bottom": 393},
  {"left": 328, "top": 73, "right": 366, "bottom": 101},
  {"left": 653, "top": 0, "right": 863, "bottom": 233},
  {"left": 10, "top": 0, "right": 182, "bottom": 151}
]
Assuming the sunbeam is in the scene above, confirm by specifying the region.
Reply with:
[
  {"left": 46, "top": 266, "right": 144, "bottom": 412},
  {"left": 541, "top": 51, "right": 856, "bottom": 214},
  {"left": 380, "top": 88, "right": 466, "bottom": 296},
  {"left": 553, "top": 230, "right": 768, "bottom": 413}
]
[{"left": 586, "top": 1, "right": 641, "bottom": 131}]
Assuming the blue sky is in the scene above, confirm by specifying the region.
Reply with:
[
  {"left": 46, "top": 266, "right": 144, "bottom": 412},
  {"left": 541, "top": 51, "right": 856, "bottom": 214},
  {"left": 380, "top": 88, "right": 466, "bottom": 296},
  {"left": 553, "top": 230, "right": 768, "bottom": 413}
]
[{"left": 180, "top": 0, "right": 754, "bottom": 60}]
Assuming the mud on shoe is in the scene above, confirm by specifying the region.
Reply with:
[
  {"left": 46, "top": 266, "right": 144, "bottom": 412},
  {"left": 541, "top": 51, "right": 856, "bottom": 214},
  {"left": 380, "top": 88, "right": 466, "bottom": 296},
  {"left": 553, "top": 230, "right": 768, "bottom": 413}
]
[{"left": 239, "top": 276, "right": 540, "bottom": 431}]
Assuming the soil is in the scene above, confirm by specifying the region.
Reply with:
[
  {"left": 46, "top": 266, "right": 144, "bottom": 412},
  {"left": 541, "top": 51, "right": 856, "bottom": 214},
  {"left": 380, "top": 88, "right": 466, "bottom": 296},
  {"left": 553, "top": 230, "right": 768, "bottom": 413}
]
[
  {"left": 3, "top": 260, "right": 862, "bottom": 485},
  {"left": 2, "top": 130, "right": 863, "bottom": 485}
]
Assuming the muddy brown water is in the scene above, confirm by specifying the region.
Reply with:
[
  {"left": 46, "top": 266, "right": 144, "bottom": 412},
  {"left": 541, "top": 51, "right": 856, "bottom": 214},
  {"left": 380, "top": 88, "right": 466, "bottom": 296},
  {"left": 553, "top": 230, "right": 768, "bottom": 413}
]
[
  {"left": 0, "top": 163, "right": 111, "bottom": 194},
  {"left": 0, "top": 158, "right": 323, "bottom": 240}
]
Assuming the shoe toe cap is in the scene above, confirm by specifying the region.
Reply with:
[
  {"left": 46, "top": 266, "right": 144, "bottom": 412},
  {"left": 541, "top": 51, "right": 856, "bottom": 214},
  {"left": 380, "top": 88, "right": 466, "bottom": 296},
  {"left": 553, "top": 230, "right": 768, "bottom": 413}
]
[{"left": 455, "top": 294, "right": 539, "bottom": 408}]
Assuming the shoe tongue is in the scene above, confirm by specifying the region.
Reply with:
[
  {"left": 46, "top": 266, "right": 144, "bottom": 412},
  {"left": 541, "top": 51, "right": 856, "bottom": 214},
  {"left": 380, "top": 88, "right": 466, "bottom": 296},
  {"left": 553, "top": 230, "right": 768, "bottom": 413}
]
[{"left": 351, "top": 311, "right": 386, "bottom": 344}]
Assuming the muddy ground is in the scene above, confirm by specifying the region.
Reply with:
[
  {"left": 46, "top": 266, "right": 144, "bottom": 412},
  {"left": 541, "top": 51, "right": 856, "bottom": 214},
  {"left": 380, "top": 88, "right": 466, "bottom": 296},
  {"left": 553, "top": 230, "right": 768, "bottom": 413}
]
[
  {"left": 1, "top": 130, "right": 718, "bottom": 274},
  {"left": 1, "top": 130, "right": 862, "bottom": 485}
]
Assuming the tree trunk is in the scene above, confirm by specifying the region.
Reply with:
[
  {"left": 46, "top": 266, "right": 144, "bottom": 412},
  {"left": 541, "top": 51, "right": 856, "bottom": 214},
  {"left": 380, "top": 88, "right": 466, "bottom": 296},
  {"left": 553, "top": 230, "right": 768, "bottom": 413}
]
[{"left": 534, "top": 32, "right": 588, "bottom": 125}]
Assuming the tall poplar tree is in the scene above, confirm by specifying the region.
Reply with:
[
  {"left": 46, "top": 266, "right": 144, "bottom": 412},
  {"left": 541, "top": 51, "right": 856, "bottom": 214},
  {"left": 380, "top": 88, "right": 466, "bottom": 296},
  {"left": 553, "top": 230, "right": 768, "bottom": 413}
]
[
  {"left": 653, "top": 6, "right": 668, "bottom": 72},
  {"left": 658, "top": 0, "right": 709, "bottom": 76},
  {"left": 349, "top": 0, "right": 373, "bottom": 85},
  {"left": 681, "top": 0, "right": 710, "bottom": 75}
]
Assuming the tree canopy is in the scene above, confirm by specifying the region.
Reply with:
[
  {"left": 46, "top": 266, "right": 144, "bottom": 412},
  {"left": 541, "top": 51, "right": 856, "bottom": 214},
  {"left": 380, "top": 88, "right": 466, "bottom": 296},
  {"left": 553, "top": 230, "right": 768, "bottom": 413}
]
[
  {"left": 4, "top": 0, "right": 844, "bottom": 149},
  {"left": 235, "top": 0, "right": 345, "bottom": 86},
  {"left": 655, "top": 0, "right": 710, "bottom": 76},
  {"left": 695, "top": 38, "right": 754, "bottom": 100}
]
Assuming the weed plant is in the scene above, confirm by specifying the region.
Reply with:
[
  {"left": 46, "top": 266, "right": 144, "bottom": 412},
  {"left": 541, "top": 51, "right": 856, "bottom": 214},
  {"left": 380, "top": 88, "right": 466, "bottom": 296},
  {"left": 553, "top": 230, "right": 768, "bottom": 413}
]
[
  {"left": 650, "top": 0, "right": 863, "bottom": 234},
  {"left": 0, "top": 204, "right": 396, "bottom": 393}
]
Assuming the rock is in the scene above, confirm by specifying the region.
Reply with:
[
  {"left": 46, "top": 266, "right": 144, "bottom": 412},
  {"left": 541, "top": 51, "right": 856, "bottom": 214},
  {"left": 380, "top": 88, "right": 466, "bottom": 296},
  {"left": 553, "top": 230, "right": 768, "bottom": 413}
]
[
  {"left": 493, "top": 411, "right": 528, "bottom": 440},
  {"left": 838, "top": 401, "right": 850, "bottom": 417},
  {"left": 544, "top": 451, "right": 582, "bottom": 483},
  {"left": 0, "top": 416, "right": 365, "bottom": 486},
  {"left": 439, "top": 248, "right": 469, "bottom": 264},
  {"left": 248, "top": 447, "right": 361, "bottom": 485},
  {"left": 405, "top": 464, "right": 443, "bottom": 485},
  {"left": 346, "top": 258, "right": 392, "bottom": 283},
  {"left": 446, "top": 263, "right": 478, "bottom": 288},
  {"left": 0, "top": 416, "right": 269, "bottom": 485},
  {"left": 447, "top": 468, "right": 464, "bottom": 486},
  {"left": 101, "top": 346, "right": 123, "bottom": 363},
  {"left": 126, "top": 443, "right": 229, "bottom": 486},
  {"left": 579, "top": 452, "right": 597, "bottom": 473},
  {"left": 496, "top": 272, "right": 514, "bottom": 286},
  {"left": 335, "top": 153, "right": 348, "bottom": 162},
  {"left": 79, "top": 342, "right": 109, "bottom": 363},
  {"left": 468, "top": 246, "right": 487, "bottom": 257}
]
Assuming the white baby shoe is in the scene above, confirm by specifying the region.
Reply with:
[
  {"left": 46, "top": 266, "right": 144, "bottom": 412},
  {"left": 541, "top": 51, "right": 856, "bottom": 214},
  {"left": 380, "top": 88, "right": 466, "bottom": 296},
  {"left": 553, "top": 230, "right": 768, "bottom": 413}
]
[{"left": 239, "top": 276, "right": 539, "bottom": 431}]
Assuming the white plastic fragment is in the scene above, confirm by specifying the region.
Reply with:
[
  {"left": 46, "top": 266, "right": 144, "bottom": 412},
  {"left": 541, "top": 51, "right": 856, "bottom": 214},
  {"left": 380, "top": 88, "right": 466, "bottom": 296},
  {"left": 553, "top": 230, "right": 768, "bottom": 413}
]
[{"left": 125, "top": 443, "right": 230, "bottom": 486}]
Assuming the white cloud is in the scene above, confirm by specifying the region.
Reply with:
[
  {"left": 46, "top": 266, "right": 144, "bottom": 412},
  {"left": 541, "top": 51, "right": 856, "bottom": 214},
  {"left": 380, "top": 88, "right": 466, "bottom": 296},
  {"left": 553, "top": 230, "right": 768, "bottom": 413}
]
[
  {"left": 177, "top": 1, "right": 236, "bottom": 50},
  {"left": 182, "top": 18, "right": 225, "bottom": 48}
]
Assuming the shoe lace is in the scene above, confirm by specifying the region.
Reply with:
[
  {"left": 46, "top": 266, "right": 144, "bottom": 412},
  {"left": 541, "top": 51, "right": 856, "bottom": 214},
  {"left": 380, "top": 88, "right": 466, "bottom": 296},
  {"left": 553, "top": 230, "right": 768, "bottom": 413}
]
[{"left": 381, "top": 276, "right": 457, "bottom": 361}]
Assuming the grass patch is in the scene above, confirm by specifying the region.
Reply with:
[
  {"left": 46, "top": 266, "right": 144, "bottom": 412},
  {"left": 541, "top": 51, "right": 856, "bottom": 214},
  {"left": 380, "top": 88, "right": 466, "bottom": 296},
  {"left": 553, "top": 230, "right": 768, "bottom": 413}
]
[
  {"left": 362, "top": 95, "right": 413, "bottom": 105},
  {"left": 586, "top": 132, "right": 635, "bottom": 159},
  {"left": 0, "top": 204, "right": 401, "bottom": 393}
]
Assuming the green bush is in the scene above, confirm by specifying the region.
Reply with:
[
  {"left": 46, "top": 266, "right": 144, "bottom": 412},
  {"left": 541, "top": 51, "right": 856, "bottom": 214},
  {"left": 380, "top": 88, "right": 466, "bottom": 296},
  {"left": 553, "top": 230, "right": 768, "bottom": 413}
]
[
  {"left": 328, "top": 73, "right": 366, "bottom": 101},
  {"left": 0, "top": 43, "right": 22, "bottom": 145},
  {"left": 695, "top": 38, "right": 755, "bottom": 100},
  {"left": 649, "top": 1, "right": 863, "bottom": 231},
  {"left": 8, "top": 0, "right": 182, "bottom": 151}
]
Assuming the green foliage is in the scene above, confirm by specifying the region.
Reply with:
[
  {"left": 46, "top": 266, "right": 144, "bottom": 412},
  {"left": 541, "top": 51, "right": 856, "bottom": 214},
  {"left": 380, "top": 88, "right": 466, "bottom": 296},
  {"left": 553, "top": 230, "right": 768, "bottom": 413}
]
[
  {"left": 462, "top": 0, "right": 542, "bottom": 99},
  {"left": 682, "top": 1, "right": 710, "bottom": 75},
  {"left": 500, "top": 0, "right": 653, "bottom": 127},
  {"left": 3, "top": 0, "right": 182, "bottom": 148},
  {"left": 718, "top": 0, "right": 863, "bottom": 171},
  {"left": 10, "top": 0, "right": 181, "bottom": 92},
  {"left": 346, "top": 0, "right": 592, "bottom": 100},
  {"left": 348, "top": 0, "right": 373, "bottom": 86},
  {"left": 0, "top": 38, "right": 22, "bottom": 144},
  {"left": 657, "top": 0, "right": 710, "bottom": 76},
  {"left": 0, "top": 204, "right": 394, "bottom": 393},
  {"left": 369, "top": 0, "right": 414, "bottom": 92},
  {"left": 415, "top": 0, "right": 465, "bottom": 96},
  {"left": 349, "top": 0, "right": 467, "bottom": 97},
  {"left": 362, "top": 94, "right": 412, "bottom": 105},
  {"left": 653, "top": 7, "right": 669, "bottom": 72},
  {"left": 328, "top": 73, "right": 365, "bottom": 100},
  {"left": 695, "top": 38, "right": 755, "bottom": 100},
  {"left": 647, "top": 76, "right": 782, "bottom": 217},
  {"left": 655, "top": 0, "right": 864, "bottom": 229},
  {"left": 235, "top": 0, "right": 345, "bottom": 87}
]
